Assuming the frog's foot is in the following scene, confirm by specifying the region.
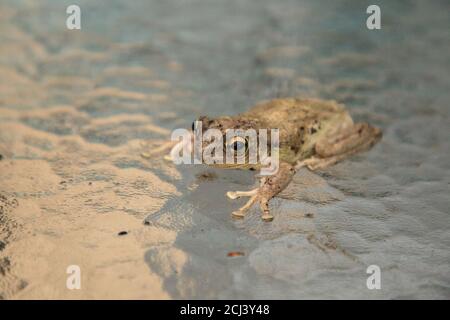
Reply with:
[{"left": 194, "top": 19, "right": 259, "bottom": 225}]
[
  {"left": 231, "top": 194, "right": 258, "bottom": 219},
  {"left": 227, "top": 188, "right": 258, "bottom": 218},
  {"left": 228, "top": 191, "right": 273, "bottom": 221},
  {"left": 296, "top": 153, "right": 363, "bottom": 170},
  {"left": 296, "top": 156, "right": 342, "bottom": 171},
  {"left": 227, "top": 163, "right": 295, "bottom": 221},
  {"left": 297, "top": 122, "right": 382, "bottom": 171}
]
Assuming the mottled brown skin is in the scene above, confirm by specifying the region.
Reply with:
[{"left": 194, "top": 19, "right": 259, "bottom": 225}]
[{"left": 197, "top": 98, "right": 382, "bottom": 221}]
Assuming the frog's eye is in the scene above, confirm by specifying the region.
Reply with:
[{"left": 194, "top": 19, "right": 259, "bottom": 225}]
[
  {"left": 191, "top": 121, "right": 196, "bottom": 131},
  {"left": 227, "top": 136, "right": 247, "bottom": 152}
]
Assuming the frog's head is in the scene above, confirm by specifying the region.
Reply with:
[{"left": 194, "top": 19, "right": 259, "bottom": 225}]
[{"left": 191, "top": 115, "right": 269, "bottom": 170}]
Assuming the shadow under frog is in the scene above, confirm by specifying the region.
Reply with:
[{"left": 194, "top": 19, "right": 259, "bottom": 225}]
[{"left": 143, "top": 163, "right": 361, "bottom": 299}]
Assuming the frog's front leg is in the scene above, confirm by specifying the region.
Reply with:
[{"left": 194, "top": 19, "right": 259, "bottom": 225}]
[
  {"left": 141, "top": 131, "right": 194, "bottom": 161},
  {"left": 141, "top": 140, "right": 180, "bottom": 161},
  {"left": 230, "top": 194, "right": 259, "bottom": 219},
  {"left": 258, "top": 163, "right": 296, "bottom": 221},
  {"left": 227, "top": 162, "right": 296, "bottom": 221},
  {"left": 296, "top": 122, "right": 382, "bottom": 171}
]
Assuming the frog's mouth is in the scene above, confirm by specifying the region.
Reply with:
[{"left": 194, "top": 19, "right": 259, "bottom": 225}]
[{"left": 209, "top": 162, "right": 260, "bottom": 170}]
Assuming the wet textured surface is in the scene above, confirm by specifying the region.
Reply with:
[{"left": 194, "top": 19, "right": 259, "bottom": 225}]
[{"left": 0, "top": 0, "right": 449, "bottom": 299}]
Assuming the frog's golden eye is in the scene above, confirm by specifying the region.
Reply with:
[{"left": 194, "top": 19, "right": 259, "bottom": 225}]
[{"left": 227, "top": 136, "right": 248, "bottom": 152}]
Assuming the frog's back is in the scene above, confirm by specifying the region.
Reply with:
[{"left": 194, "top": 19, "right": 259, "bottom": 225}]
[
  {"left": 242, "top": 98, "right": 350, "bottom": 164},
  {"left": 244, "top": 98, "right": 346, "bottom": 126}
]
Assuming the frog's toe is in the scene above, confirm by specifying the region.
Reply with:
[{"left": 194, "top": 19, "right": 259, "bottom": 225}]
[
  {"left": 295, "top": 157, "right": 319, "bottom": 170},
  {"left": 141, "top": 152, "right": 151, "bottom": 159},
  {"left": 226, "top": 191, "right": 239, "bottom": 200},
  {"left": 226, "top": 189, "right": 258, "bottom": 200},
  {"left": 261, "top": 213, "right": 274, "bottom": 222},
  {"left": 231, "top": 210, "right": 246, "bottom": 219}
]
